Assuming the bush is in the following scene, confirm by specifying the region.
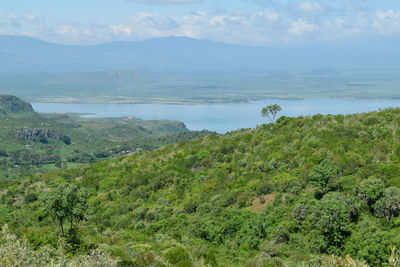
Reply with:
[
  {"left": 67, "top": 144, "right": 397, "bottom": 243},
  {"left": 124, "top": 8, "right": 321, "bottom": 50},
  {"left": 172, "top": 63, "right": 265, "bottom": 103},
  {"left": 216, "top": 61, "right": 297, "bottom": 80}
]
[
  {"left": 345, "top": 227, "right": 400, "bottom": 266},
  {"left": 305, "top": 193, "right": 358, "bottom": 253},
  {"left": 357, "top": 178, "right": 386, "bottom": 206},
  {"left": 374, "top": 187, "right": 400, "bottom": 220},
  {"left": 308, "top": 160, "right": 338, "bottom": 191},
  {"left": 164, "top": 247, "right": 193, "bottom": 266},
  {"left": 24, "top": 192, "right": 38, "bottom": 203}
]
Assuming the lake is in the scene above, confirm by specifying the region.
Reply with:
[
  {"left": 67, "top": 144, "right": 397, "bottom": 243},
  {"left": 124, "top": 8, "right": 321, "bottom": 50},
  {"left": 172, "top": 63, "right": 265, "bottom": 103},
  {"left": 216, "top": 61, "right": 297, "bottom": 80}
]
[{"left": 32, "top": 99, "right": 400, "bottom": 133}]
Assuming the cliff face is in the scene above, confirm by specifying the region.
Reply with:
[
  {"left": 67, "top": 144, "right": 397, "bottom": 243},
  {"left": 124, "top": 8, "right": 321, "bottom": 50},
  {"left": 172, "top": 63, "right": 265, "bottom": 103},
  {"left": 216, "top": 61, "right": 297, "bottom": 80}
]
[{"left": 0, "top": 95, "right": 34, "bottom": 115}]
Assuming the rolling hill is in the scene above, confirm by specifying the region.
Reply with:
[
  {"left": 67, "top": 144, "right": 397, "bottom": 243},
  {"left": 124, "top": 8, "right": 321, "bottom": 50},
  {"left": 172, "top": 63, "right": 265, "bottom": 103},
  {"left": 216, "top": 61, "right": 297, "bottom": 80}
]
[
  {"left": 0, "top": 95, "right": 212, "bottom": 179},
  {"left": 2, "top": 108, "right": 400, "bottom": 266},
  {"left": 0, "top": 94, "right": 34, "bottom": 114}
]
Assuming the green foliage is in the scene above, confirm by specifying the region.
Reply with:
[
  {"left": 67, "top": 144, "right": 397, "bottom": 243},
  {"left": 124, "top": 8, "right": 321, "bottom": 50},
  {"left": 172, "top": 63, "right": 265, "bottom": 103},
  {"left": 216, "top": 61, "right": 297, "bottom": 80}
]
[
  {"left": 0, "top": 95, "right": 34, "bottom": 115},
  {"left": 374, "top": 187, "right": 400, "bottom": 220},
  {"left": 261, "top": 104, "right": 282, "bottom": 123},
  {"left": 0, "top": 99, "right": 213, "bottom": 178},
  {"left": 164, "top": 247, "right": 193, "bottom": 266},
  {"left": 3, "top": 108, "right": 400, "bottom": 265},
  {"left": 357, "top": 178, "right": 386, "bottom": 206},
  {"left": 24, "top": 192, "right": 38, "bottom": 203},
  {"left": 308, "top": 159, "right": 339, "bottom": 192},
  {"left": 0, "top": 225, "right": 117, "bottom": 267},
  {"left": 306, "top": 193, "right": 358, "bottom": 253},
  {"left": 344, "top": 219, "right": 400, "bottom": 266},
  {"left": 43, "top": 183, "right": 89, "bottom": 238}
]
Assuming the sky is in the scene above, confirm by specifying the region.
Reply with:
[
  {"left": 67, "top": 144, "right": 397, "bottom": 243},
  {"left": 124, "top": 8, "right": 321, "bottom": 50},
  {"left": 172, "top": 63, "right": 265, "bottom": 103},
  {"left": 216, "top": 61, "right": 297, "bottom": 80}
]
[{"left": 1, "top": 0, "right": 400, "bottom": 46}]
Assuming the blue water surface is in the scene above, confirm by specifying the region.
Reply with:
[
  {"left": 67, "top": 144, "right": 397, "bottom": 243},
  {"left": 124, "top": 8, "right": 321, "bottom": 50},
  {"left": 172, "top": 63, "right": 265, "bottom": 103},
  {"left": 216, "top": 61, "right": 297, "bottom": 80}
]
[{"left": 32, "top": 99, "right": 400, "bottom": 133}]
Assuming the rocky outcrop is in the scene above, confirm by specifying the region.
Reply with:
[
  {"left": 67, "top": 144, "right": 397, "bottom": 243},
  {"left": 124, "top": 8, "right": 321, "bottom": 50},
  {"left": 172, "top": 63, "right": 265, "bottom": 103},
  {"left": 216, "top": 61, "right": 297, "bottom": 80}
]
[{"left": 12, "top": 128, "right": 71, "bottom": 144}]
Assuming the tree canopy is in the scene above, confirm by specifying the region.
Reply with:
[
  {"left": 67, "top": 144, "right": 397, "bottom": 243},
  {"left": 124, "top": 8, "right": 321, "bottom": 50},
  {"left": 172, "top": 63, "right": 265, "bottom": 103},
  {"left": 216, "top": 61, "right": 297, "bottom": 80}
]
[
  {"left": 43, "top": 183, "right": 88, "bottom": 238},
  {"left": 261, "top": 104, "right": 282, "bottom": 123}
]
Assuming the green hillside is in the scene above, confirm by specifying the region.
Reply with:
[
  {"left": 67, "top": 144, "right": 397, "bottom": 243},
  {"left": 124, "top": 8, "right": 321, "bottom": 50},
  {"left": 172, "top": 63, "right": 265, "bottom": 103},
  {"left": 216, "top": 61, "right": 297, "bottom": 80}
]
[
  {"left": 0, "top": 95, "right": 34, "bottom": 114},
  {"left": 2, "top": 108, "right": 400, "bottom": 266},
  {"left": 0, "top": 96, "right": 212, "bottom": 179}
]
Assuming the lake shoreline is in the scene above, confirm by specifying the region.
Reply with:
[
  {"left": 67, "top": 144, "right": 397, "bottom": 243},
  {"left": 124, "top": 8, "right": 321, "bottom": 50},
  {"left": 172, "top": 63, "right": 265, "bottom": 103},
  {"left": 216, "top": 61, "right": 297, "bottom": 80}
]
[
  {"left": 32, "top": 99, "right": 400, "bottom": 134},
  {"left": 27, "top": 95, "right": 400, "bottom": 106}
]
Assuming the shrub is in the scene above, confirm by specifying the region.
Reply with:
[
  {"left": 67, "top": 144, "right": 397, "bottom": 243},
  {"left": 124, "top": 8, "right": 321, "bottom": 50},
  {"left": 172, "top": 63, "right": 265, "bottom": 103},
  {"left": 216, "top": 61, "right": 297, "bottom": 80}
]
[
  {"left": 374, "top": 187, "right": 400, "bottom": 220},
  {"left": 357, "top": 178, "right": 386, "bottom": 206},
  {"left": 308, "top": 160, "right": 338, "bottom": 191},
  {"left": 164, "top": 247, "right": 193, "bottom": 266},
  {"left": 0, "top": 225, "right": 117, "bottom": 267},
  {"left": 24, "top": 192, "right": 38, "bottom": 203}
]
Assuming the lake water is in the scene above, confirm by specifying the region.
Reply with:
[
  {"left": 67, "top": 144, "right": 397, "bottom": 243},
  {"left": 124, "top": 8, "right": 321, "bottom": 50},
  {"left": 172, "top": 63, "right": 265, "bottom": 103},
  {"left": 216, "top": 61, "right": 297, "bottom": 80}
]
[{"left": 32, "top": 99, "right": 400, "bottom": 133}]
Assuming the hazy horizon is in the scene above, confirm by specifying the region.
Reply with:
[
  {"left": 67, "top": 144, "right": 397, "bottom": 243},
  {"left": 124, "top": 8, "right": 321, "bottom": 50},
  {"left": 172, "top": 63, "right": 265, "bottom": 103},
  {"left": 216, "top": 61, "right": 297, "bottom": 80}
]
[
  {"left": 1, "top": 1, "right": 400, "bottom": 102},
  {"left": 3, "top": 33, "right": 400, "bottom": 49},
  {"left": 2, "top": 0, "right": 400, "bottom": 47}
]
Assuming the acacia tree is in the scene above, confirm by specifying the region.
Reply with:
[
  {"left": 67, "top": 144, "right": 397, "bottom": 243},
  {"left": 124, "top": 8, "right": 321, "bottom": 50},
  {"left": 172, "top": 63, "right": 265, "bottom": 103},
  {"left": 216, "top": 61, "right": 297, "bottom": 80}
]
[
  {"left": 261, "top": 104, "right": 282, "bottom": 123},
  {"left": 43, "top": 183, "right": 88, "bottom": 237}
]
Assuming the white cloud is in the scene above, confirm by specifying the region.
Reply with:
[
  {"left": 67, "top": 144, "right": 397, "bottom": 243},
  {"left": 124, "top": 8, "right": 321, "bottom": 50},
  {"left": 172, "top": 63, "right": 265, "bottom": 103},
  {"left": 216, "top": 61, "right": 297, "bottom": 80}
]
[
  {"left": 298, "top": 1, "right": 323, "bottom": 12},
  {"left": 1, "top": 2, "right": 400, "bottom": 46},
  {"left": 109, "top": 25, "right": 133, "bottom": 36},
  {"left": 56, "top": 25, "right": 75, "bottom": 35},
  {"left": 288, "top": 19, "right": 319, "bottom": 36},
  {"left": 252, "top": 10, "right": 279, "bottom": 23},
  {"left": 373, "top": 10, "right": 400, "bottom": 35}
]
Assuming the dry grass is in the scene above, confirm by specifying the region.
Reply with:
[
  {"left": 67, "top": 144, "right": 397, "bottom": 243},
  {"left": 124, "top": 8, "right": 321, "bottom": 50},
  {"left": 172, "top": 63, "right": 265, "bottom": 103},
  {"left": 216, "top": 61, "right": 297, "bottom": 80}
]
[{"left": 0, "top": 225, "right": 117, "bottom": 267}]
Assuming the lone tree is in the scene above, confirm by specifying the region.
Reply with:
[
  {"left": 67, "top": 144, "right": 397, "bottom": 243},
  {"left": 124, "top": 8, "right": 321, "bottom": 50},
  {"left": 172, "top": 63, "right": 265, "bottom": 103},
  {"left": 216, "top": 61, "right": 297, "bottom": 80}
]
[
  {"left": 43, "top": 183, "right": 88, "bottom": 238},
  {"left": 261, "top": 104, "right": 282, "bottom": 123}
]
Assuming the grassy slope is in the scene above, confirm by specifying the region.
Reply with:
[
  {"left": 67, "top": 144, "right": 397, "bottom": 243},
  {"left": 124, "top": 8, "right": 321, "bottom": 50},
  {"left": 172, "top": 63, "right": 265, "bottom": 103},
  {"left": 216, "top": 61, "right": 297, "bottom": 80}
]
[
  {"left": 0, "top": 94, "right": 35, "bottom": 114},
  {"left": 2, "top": 108, "right": 400, "bottom": 266},
  {"left": 0, "top": 110, "right": 212, "bottom": 179}
]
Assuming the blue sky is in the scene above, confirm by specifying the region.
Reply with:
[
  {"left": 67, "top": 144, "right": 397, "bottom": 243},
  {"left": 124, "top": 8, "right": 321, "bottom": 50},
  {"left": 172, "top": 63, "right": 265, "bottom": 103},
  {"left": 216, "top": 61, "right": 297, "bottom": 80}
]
[{"left": 1, "top": 0, "right": 400, "bottom": 46}]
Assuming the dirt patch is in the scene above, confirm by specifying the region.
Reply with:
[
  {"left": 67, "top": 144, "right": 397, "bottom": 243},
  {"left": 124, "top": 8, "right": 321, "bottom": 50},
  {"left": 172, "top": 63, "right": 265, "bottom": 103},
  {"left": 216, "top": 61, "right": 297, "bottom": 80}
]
[{"left": 251, "top": 193, "right": 278, "bottom": 211}]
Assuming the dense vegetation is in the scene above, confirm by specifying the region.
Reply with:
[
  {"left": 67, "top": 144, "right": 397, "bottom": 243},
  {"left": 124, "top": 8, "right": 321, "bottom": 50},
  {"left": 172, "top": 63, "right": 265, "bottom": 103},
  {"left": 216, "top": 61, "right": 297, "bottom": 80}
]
[
  {"left": 0, "top": 94, "right": 34, "bottom": 114},
  {"left": 2, "top": 107, "right": 400, "bottom": 265},
  {"left": 0, "top": 224, "right": 117, "bottom": 267},
  {"left": 0, "top": 96, "right": 212, "bottom": 179}
]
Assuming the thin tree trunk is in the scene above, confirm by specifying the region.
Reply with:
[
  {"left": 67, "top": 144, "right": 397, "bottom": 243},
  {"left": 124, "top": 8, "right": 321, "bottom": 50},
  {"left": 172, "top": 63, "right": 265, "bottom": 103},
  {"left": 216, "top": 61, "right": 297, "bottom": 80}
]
[{"left": 60, "top": 219, "right": 64, "bottom": 237}]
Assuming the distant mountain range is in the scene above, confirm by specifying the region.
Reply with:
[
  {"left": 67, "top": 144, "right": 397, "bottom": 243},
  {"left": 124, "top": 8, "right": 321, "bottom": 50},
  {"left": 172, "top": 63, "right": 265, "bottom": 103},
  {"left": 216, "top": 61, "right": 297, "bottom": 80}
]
[{"left": 1, "top": 35, "right": 400, "bottom": 73}]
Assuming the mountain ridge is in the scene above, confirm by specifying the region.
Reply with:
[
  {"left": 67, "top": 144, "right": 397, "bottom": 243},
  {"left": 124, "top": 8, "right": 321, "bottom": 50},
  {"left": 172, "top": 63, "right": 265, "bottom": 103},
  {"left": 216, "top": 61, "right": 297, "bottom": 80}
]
[{"left": 1, "top": 35, "right": 399, "bottom": 73}]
